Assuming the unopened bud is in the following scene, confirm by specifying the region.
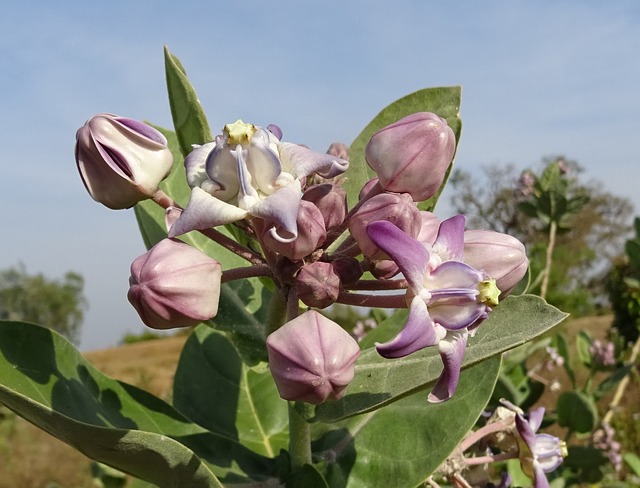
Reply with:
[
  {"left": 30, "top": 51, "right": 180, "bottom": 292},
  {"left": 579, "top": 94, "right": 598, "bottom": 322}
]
[
  {"left": 258, "top": 200, "right": 327, "bottom": 261},
  {"left": 302, "top": 183, "right": 347, "bottom": 230},
  {"left": 349, "top": 192, "right": 421, "bottom": 260},
  {"left": 266, "top": 310, "right": 360, "bottom": 404},
  {"left": 331, "top": 256, "right": 363, "bottom": 285},
  {"left": 75, "top": 113, "right": 173, "bottom": 209},
  {"left": 463, "top": 230, "right": 528, "bottom": 296},
  {"left": 365, "top": 112, "right": 455, "bottom": 202},
  {"left": 296, "top": 262, "right": 341, "bottom": 309},
  {"left": 127, "top": 239, "right": 221, "bottom": 329},
  {"left": 327, "top": 142, "right": 349, "bottom": 161}
]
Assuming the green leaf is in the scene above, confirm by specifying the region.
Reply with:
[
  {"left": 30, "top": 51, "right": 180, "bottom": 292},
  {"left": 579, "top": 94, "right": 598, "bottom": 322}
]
[
  {"left": 555, "top": 333, "right": 576, "bottom": 387},
  {"left": 594, "top": 365, "right": 632, "bottom": 400},
  {"left": 576, "top": 330, "right": 592, "bottom": 367},
  {"left": 312, "top": 356, "right": 501, "bottom": 487},
  {"left": 304, "top": 295, "right": 567, "bottom": 423},
  {"left": 556, "top": 391, "right": 598, "bottom": 434},
  {"left": 345, "top": 87, "right": 462, "bottom": 211},
  {"left": 0, "top": 320, "right": 274, "bottom": 486},
  {"left": 173, "top": 325, "right": 288, "bottom": 457},
  {"left": 624, "top": 452, "right": 640, "bottom": 477},
  {"left": 164, "top": 46, "right": 213, "bottom": 156}
]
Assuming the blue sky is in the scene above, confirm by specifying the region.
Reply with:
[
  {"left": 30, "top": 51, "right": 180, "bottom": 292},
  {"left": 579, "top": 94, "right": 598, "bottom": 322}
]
[{"left": 1, "top": 1, "right": 639, "bottom": 350}]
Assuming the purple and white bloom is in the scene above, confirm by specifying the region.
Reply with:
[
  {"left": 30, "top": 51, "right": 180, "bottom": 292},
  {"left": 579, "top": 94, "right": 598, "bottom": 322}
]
[
  {"left": 509, "top": 404, "right": 567, "bottom": 488},
  {"left": 169, "top": 120, "right": 349, "bottom": 242},
  {"left": 366, "top": 216, "right": 500, "bottom": 402},
  {"left": 75, "top": 113, "right": 173, "bottom": 209}
]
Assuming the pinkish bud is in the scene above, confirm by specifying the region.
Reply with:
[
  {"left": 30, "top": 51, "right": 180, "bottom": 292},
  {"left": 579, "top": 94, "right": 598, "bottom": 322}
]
[
  {"left": 331, "top": 256, "right": 363, "bottom": 285},
  {"left": 127, "top": 239, "right": 222, "bottom": 329},
  {"left": 296, "top": 262, "right": 341, "bottom": 308},
  {"left": 349, "top": 192, "right": 421, "bottom": 260},
  {"left": 359, "top": 177, "right": 380, "bottom": 200},
  {"left": 327, "top": 142, "right": 349, "bottom": 161},
  {"left": 371, "top": 259, "right": 400, "bottom": 280},
  {"left": 463, "top": 230, "right": 528, "bottom": 296},
  {"left": 75, "top": 113, "right": 173, "bottom": 209},
  {"left": 302, "top": 183, "right": 347, "bottom": 230},
  {"left": 365, "top": 112, "right": 455, "bottom": 202},
  {"left": 417, "top": 211, "right": 441, "bottom": 246},
  {"left": 258, "top": 200, "right": 327, "bottom": 261},
  {"left": 266, "top": 310, "right": 360, "bottom": 404}
]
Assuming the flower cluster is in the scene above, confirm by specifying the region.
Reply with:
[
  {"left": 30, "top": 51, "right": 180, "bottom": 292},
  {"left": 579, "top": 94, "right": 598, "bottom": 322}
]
[{"left": 75, "top": 110, "right": 528, "bottom": 404}]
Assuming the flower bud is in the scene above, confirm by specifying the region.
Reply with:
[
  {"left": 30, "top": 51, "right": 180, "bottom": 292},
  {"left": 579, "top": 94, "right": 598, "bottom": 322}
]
[
  {"left": 302, "top": 183, "right": 347, "bottom": 230},
  {"left": 463, "top": 230, "right": 528, "bottom": 296},
  {"left": 326, "top": 142, "right": 349, "bottom": 161},
  {"left": 365, "top": 112, "right": 455, "bottom": 202},
  {"left": 417, "top": 211, "right": 440, "bottom": 246},
  {"left": 266, "top": 310, "right": 360, "bottom": 404},
  {"left": 75, "top": 113, "right": 173, "bottom": 209},
  {"left": 349, "top": 192, "right": 421, "bottom": 260},
  {"left": 296, "top": 262, "right": 341, "bottom": 309},
  {"left": 331, "top": 256, "right": 363, "bottom": 285},
  {"left": 127, "top": 239, "right": 222, "bottom": 329},
  {"left": 258, "top": 200, "right": 327, "bottom": 261}
]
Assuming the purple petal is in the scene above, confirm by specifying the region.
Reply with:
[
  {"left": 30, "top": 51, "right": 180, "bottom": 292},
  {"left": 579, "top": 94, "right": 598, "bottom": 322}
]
[
  {"left": 249, "top": 180, "right": 303, "bottom": 239},
  {"left": 168, "top": 187, "right": 248, "bottom": 237},
  {"left": 427, "top": 260, "right": 484, "bottom": 289},
  {"left": 515, "top": 411, "right": 538, "bottom": 449},
  {"left": 279, "top": 142, "right": 349, "bottom": 179},
  {"left": 429, "top": 297, "right": 488, "bottom": 330},
  {"left": 366, "top": 220, "right": 429, "bottom": 294},
  {"left": 532, "top": 461, "right": 550, "bottom": 488},
  {"left": 433, "top": 214, "right": 466, "bottom": 261},
  {"left": 114, "top": 117, "right": 168, "bottom": 145},
  {"left": 428, "top": 329, "right": 468, "bottom": 403},
  {"left": 376, "top": 296, "right": 439, "bottom": 358},
  {"left": 528, "top": 407, "right": 545, "bottom": 432}
]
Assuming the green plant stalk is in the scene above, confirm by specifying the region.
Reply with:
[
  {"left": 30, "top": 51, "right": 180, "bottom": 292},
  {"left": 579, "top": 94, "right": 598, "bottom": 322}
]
[
  {"left": 288, "top": 402, "right": 312, "bottom": 468},
  {"left": 540, "top": 220, "right": 557, "bottom": 301}
]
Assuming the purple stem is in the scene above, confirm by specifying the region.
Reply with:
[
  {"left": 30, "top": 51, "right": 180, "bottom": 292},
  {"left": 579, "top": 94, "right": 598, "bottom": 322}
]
[{"left": 335, "top": 291, "right": 406, "bottom": 308}]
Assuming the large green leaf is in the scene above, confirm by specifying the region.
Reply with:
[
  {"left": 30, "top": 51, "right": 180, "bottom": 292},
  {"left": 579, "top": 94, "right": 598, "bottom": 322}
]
[
  {"left": 345, "top": 86, "right": 462, "bottom": 210},
  {"left": 0, "top": 321, "right": 274, "bottom": 486},
  {"left": 304, "top": 295, "right": 567, "bottom": 423},
  {"left": 173, "top": 325, "right": 288, "bottom": 457},
  {"left": 312, "top": 356, "right": 501, "bottom": 488},
  {"left": 164, "top": 46, "right": 213, "bottom": 156}
]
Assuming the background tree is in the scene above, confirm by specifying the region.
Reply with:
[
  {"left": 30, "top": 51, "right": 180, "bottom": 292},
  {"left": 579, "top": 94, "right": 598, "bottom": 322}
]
[
  {"left": 449, "top": 157, "right": 633, "bottom": 315},
  {"left": 0, "top": 264, "right": 87, "bottom": 344}
]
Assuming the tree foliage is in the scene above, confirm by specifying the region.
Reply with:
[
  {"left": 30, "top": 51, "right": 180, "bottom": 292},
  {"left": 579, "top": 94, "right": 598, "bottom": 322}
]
[
  {"left": 450, "top": 157, "right": 633, "bottom": 314},
  {"left": 0, "top": 264, "right": 87, "bottom": 344}
]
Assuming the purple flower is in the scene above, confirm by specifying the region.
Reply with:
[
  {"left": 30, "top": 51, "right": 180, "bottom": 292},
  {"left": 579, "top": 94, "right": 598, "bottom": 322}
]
[
  {"left": 507, "top": 403, "right": 566, "bottom": 488},
  {"left": 169, "top": 120, "right": 348, "bottom": 242},
  {"left": 366, "top": 216, "right": 499, "bottom": 402}
]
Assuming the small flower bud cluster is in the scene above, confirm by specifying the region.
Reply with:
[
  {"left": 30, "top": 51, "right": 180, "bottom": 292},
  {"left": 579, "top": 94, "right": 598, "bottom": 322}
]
[
  {"left": 545, "top": 346, "right": 565, "bottom": 370},
  {"left": 352, "top": 318, "right": 378, "bottom": 342},
  {"left": 592, "top": 423, "right": 622, "bottom": 472},
  {"left": 589, "top": 339, "right": 616, "bottom": 367}
]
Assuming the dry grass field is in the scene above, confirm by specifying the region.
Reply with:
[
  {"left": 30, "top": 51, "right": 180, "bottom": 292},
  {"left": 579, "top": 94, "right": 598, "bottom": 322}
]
[{"left": 0, "top": 316, "right": 637, "bottom": 488}]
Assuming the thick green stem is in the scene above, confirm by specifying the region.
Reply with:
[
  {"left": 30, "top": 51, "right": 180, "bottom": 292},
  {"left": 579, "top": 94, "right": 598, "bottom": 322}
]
[
  {"left": 540, "top": 220, "right": 557, "bottom": 300},
  {"left": 265, "top": 289, "right": 287, "bottom": 335},
  {"left": 288, "top": 402, "right": 312, "bottom": 468}
]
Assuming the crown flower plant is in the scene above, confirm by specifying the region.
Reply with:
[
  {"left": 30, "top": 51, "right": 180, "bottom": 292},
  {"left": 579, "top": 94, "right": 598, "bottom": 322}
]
[{"left": 0, "top": 47, "right": 571, "bottom": 488}]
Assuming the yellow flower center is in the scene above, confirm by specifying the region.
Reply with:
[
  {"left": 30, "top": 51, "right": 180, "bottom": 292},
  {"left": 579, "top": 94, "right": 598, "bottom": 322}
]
[
  {"left": 478, "top": 279, "right": 501, "bottom": 307},
  {"left": 224, "top": 119, "right": 257, "bottom": 145}
]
